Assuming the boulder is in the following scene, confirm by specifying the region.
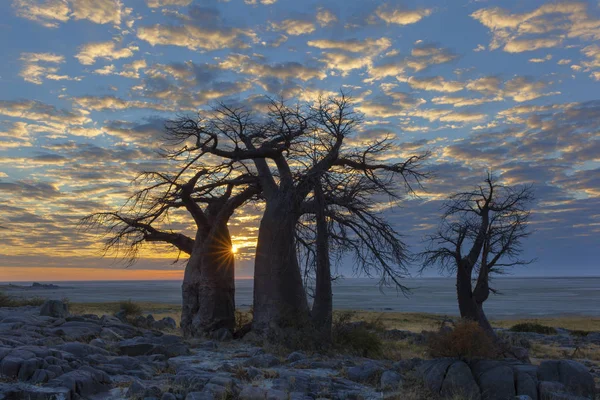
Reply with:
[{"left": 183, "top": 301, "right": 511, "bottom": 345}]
[
  {"left": 346, "top": 361, "right": 384, "bottom": 384},
  {"left": 153, "top": 317, "right": 177, "bottom": 331},
  {"left": 40, "top": 301, "right": 69, "bottom": 318},
  {"left": 380, "top": 370, "right": 403, "bottom": 391},
  {"left": 239, "top": 385, "right": 267, "bottom": 400},
  {"left": 538, "top": 360, "right": 595, "bottom": 399},
  {"left": 440, "top": 361, "right": 480, "bottom": 400},
  {"left": 286, "top": 351, "right": 306, "bottom": 363},
  {"left": 118, "top": 335, "right": 189, "bottom": 358},
  {"left": 416, "top": 358, "right": 456, "bottom": 393},
  {"left": 244, "top": 354, "right": 280, "bottom": 368},
  {"left": 477, "top": 364, "right": 515, "bottom": 400},
  {"left": 47, "top": 365, "right": 111, "bottom": 398}
]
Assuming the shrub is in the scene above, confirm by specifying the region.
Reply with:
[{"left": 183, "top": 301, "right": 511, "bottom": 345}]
[
  {"left": 117, "top": 299, "right": 142, "bottom": 317},
  {"left": 332, "top": 311, "right": 383, "bottom": 358},
  {"left": 570, "top": 330, "right": 590, "bottom": 337},
  {"left": 0, "top": 291, "right": 14, "bottom": 307},
  {"left": 427, "top": 319, "right": 499, "bottom": 359},
  {"left": 510, "top": 323, "right": 557, "bottom": 335}
]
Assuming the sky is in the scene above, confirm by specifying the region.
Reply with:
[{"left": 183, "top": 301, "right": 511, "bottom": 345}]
[{"left": 0, "top": 0, "right": 599, "bottom": 281}]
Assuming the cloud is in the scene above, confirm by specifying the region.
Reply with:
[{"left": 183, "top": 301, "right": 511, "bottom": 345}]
[
  {"left": 471, "top": 2, "right": 600, "bottom": 53},
  {"left": 270, "top": 19, "right": 315, "bottom": 36},
  {"left": 218, "top": 53, "right": 325, "bottom": 81},
  {"left": 406, "top": 76, "right": 464, "bottom": 92},
  {"left": 307, "top": 38, "right": 391, "bottom": 54},
  {"left": 75, "top": 41, "right": 138, "bottom": 65},
  {"left": 367, "top": 43, "right": 458, "bottom": 81},
  {"left": 12, "top": 0, "right": 70, "bottom": 28},
  {"left": 146, "top": 0, "right": 192, "bottom": 8},
  {"left": 374, "top": 4, "right": 432, "bottom": 25},
  {"left": 0, "top": 99, "right": 89, "bottom": 127},
  {"left": 137, "top": 23, "right": 254, "bottom": 50},
  {"left": 316, "top": 8, "right": 336, "bottom": 27},
  {"left": 319, "top": 53, "right": 371, "bottom": 75},
  {"left": 13, "top": 0, "right": 123, "bottom": 27},
  {"left": 529, "top": 54, "right": 552, "bottom": 63},
  {"left": 244, "top": 0, "right": 277, "bottom": 4},
  {"left": 502, "top": 76, "right": 556, "bottom": 102},
  {"left": 19, "top": 52, "right": 78, "bottom": 84},
  {"left": 70, "top": 0, "right": 122, "bottom": 25}
]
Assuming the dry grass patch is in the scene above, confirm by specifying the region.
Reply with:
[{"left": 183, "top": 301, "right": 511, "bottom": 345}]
[
  {"left": 427, "top": 320, "right": 499, "bottom": 359},
  {"left": 491, "top": 317, "right": 600, "bottom": 332}
]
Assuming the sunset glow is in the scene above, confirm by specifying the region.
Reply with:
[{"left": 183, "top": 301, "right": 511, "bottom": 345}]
[{"left": 0, "top": 0, "right": 599, "bottom": 280}]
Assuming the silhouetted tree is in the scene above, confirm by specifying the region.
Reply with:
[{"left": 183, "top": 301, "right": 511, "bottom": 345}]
[
  {"left": 82, "top": 157, "right": 259, "bottom": 337},
  {"left": 421, "top": 174, "right": 534, "bottom": 336},
  {"left": 166, "top": 94, "right": 427, "bottom": 336},
  {"left": 297, "top": 140, "right": 428, "bottom": 339}
]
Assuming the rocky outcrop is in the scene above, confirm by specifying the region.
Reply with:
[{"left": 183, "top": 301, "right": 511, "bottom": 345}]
[
  {"left": 415, "top": 358, "right": 596, "bottom": 400},
  {"left": 40, "top": 300, "right": 69, "bottom": 318}
]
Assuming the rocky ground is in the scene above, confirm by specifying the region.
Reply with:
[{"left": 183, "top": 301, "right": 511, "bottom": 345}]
[{"left": 0, "top": 301, "right": 598, "bottom": 400}]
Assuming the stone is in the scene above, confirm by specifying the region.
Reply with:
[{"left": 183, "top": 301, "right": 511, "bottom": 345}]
[
  {"left": 538, "top": 360, "right": 595, "bottom": 399},
  {"left": 210, "top": 328, "right": 233, "bottom": 342},
  {"left": 347, "top": 361, "right": 384, "bottom": 384},
  {"left": 153, "top": 317, "right": 177, "bottom": 331},
  {"left": 161, "top": 394, "right": 177, "bottom": 400},
  {"left": 244, "top": 354, "right": 280, "bottom": 368},
  {"left": 478, "top": 364, "right": 516, "bottom": 400},
  {"left": 118, "top": 335, "right": 189, "bottom": 358},
  {"left": 57, "top": 342, "right": 111, "bottom": 358},
  {"left": 440, "top": 361, "right": 480, "bottom": 400},
  {"left": 0, "top": 357, "right": 23, "bottom": 378},
  {"left": 239, "top": 385, "right": 267, "bottom": 400},
  {"left": 416, "top": 358, "right": 455, "bottom": 393},
  {"left": 286, "top": 351, "right": 306, "bottom": 363},
  {"left": 40, "top": 300, "right": 69, "bottom": 318},
  {"left": 17, "top": 358, "right": 43, "bottom": 381},
  {"left": 47, "top": 365, "right": 111, "bottom": 398},
  {"left": 266, "top": 389, "right": 288, "bottom": 400},
  {"left": 380, "top": 370, "right": 402, "bottom": 391}
]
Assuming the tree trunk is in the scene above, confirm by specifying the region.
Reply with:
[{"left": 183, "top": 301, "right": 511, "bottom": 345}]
[
  {"left": 252, "top": 201, "right": 310, "bottom": 334},
  {"left": 311, "top": 182, "right": 332, "bottom": 340},
  {"left": 456, "top": 265, "right": 495, "bottom": 338},
  {"left": 181, "top": 222, "right": 235, "bottom": 337}
]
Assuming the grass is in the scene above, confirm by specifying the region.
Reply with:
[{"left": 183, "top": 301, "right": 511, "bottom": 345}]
[
  {"left": 510, "top": 322, "right": 557, "bottom": 335},
  {"left": 0, "top": 291, "right": 46, "bottom": 307}
]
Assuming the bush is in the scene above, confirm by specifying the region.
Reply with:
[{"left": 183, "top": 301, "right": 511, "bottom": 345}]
[
  {"left": 332, "top": 311, "right": 383, "bottom": 358},
  {"left": 427, "top": 319, "right": 499, "bottom": 359},
  {"left": 571, "top": 330, "right": 590, "bottom": 337},
  {"left": 510, "top": 323, "right": 557, "bottom": 335},
  {"left": 0, "top": 291, "right": 14, "bottom": 307},
  {"left": 117, "top": 299, "right": 142, "bottom": 317}
]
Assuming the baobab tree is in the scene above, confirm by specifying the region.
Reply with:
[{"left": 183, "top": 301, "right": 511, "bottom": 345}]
[
  {"left": 295, "top": 135, "right": 428, "bottom": 339},
  {"left": 82, "top": 157, "right": 259, "bottom": 337},
  {"left": 166, "top": 94, "right": 427, "bottom": 336},
  {"left": 421, "top": 174, "right": 534, "bottom": 336}
]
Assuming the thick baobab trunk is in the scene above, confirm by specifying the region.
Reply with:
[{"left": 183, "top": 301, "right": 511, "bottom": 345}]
[
  {"left": 181, "top": 222, "right": 235, "bottom": 337},
  {"left": 252, "top": 202, "right": 310, "bottom": 334},
  {"left": 456, "top": 266, "right": 495, "bottom": 337},
  {"left": 311, "top": 183, "right": 332, "bottom": 339}
]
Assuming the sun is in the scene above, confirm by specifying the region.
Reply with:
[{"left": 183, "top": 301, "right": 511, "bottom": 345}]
[{"left": 231, "top": 245, "right": 238, "bottom": 254}]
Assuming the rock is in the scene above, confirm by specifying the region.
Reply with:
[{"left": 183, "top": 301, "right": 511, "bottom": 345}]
[
  {"left": 513, "top": 365, "right": 538, "bottom": 400},
  {"left": 392, "top": 358, "right": 423, "bottom": 374},
  {"left": 40, "top": 300, "right": 69, "bottom": 318},
  {"left": 239, "top": 385, "right": 267, "bottom": 400},
  {"left": 162, "top": 393, "right": 177, "bottom": 400},
  {"left": 57, "top": 342, "right": 111, "bottom": 358},
  {"left": 118, "top": 335, "right": 189, "bottom": 358},
  {"left": 538, "top": 360, "right": 595, "bottom": 399},
  {"left": 347, "top": 361, "right": 384, "bottom": 384},
  {"left": 210, "top": 328, "right": 233, "bottom": 342},
  {"left": 478, "top": 364, "right": 516, "bottom": 400},
  {"left": 266, "top": 389, "right": 288, "bottom": 400},
  {"left": 286, "top": 351, "right": 306, "bottom": 363},
  {"left": 153, "top": 317, "right": 177, "bottom": 331},
  {"left": 17, "top": 358, "right": 43, "bottom": 381},
  {"left": 440, "top": 361, "right": 480, "bottom": 400},
  {"left": 0, "top": 357, "right": 23, "bottom": 378},
  {"left": 126, "top": 379, "right": 146, "bottom": 397},
  {"left": 416, "top": 358, "right": 456, "bottom": 393},
  {"left": 200, "top": 382, "right": 229, "bottom": 399},
  {"left": 47, "top": 365, "right": 111, "bottom": 398},
  {"left": 115, "top": 310, "right": 128, "bottom": 322},
  {"left": 515, "top": 396, "right": 533, "bottom": 400},
  {"left": 244, "top": 354, "right": 280, "bottom": 368},
  {"left": 0, "top": 382, "right": 71, "bottom": 399},
  {"left": 380, "top": 370, "right": 402, "bottom": 391}
]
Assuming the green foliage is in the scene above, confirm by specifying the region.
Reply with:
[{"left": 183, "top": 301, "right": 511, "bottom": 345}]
[
  {"left": 117, "top": 299, "right": 142, "bottom": 317},
  {"left": 332, "top": 311, "right": 383, "bottom": 358},
  {"left": 510, "top": 322, "right": 557, "bottom": 335},
  {"left": 427, "top": 319, "right": 499, "bottom": 359}
]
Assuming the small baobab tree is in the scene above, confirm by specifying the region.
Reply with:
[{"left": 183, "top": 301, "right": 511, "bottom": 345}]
[
  {"left": 82, "top": 156, "right": 259, "bottom": 337},
  {"left": 421, "top": 173, "right": 534, "bottom": 336}
]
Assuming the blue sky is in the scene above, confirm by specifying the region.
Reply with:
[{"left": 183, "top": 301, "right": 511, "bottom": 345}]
[{"left": 0, "top": 0, "right": 599, "bottom": 280}]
